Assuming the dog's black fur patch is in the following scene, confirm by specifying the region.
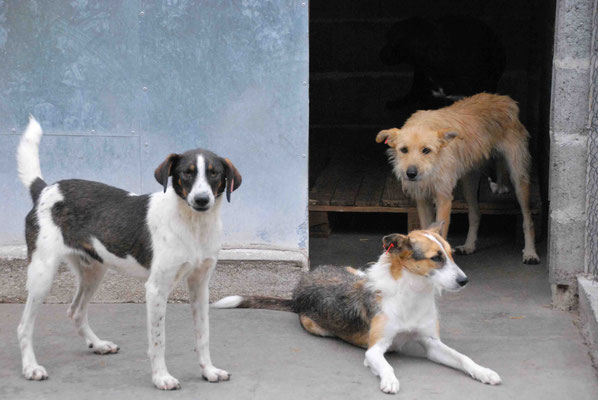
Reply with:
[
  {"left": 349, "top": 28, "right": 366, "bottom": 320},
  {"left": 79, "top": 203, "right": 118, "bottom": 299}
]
[
  {"left": 29, "top": 177, "right": 47, "bottom": 204},
  {"left": 50, "top": 180, "right": 153, "bottom": 267},
  {"left": 292, "top": 266, "right": 379, "bottom": 336}
]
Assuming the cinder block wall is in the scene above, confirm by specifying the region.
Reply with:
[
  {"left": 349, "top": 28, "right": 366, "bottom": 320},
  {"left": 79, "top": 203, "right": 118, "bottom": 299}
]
[{"left": 549, "top": 0, "right": 594, "bottom": 309}]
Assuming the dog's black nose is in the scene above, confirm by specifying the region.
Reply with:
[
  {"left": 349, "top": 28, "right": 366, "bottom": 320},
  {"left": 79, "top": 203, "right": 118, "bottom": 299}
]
[
  {"left": 406, "top": 166, "right": 418, "bottom": 180},
  {"left": 194, "top": 194, "right": 210, "bottom": 207},
  {"left": 457, "top": 276, "right": 469, "bottom": 287}
]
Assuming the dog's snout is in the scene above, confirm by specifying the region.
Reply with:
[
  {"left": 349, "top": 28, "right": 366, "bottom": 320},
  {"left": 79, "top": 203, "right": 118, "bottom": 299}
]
[
  {"left": 457, "top": 276, "right": 469, "bottom": 287},
  {"left": 406, "top": 166, "right": 418, "bottom": 180},
  {"left": 193, "top": 194, "right": 210, "bottom": 207}
]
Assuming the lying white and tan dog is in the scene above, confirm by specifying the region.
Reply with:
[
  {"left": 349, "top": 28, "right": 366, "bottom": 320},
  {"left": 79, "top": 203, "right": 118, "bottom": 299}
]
[{"left": 213, "top": 223, "right": 501, "bottom": 394}]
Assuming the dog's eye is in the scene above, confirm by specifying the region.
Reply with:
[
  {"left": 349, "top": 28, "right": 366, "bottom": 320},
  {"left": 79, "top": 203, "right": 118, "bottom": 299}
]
[
  {"left": 400, "top": 147, "right": 408, "bottom": 154},
  {"left": 431, "top": 254, "right": 443, "bottom": 262},
  {"left": 181, "top": 171, "right": 192, "bottom": 179},
  {"left": 422, "top": 147, "right": 431, "bottom": 154},
  {"left": 210, "top": 170, "right": 219, "bottom": 177}
]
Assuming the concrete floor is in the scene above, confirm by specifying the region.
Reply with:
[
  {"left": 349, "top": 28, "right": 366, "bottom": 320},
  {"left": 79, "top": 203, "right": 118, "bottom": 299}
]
[{"left": 1, "top": 233, "right": 597, "bottom": 399}]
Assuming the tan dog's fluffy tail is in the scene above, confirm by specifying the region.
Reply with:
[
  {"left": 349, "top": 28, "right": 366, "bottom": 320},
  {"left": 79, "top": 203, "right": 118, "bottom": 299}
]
[{"left": 211, "top": 295, "right": 295, "bottom": 312}]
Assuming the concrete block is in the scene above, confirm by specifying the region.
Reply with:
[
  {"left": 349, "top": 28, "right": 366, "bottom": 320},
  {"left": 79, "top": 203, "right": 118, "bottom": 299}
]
[
  {"left": 553, "top": 0, "right": 594, "bottom": 61},
  {"left": 550, "top": 66, "right": 591, "bottom": 134},
  {"left": 578, "top": 275, "right": 598, "bottom": 366},
  {"left": 548, "top": 133, "right": 588, "bottom": 214},
  {"left": 548, "top": 215, "right": 586, "bottom": 282}
]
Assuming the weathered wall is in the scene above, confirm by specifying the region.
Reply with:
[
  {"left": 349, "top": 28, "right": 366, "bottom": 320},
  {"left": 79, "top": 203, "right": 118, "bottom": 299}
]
[
  {"left": 0, "top": 1, "right": 309, "bottom": 257},
  {"left": 549, "top": 0, "right": 593, "bottom": 308}
]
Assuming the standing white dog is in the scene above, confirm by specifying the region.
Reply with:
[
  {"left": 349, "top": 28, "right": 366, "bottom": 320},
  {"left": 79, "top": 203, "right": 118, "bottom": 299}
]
[{"left": 16, "top": 117, "right": 241, "bottom": 390}]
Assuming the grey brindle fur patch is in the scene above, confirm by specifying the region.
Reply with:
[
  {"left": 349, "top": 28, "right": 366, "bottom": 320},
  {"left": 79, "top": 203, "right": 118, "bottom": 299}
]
[{"left": 292, "top": 266, "right": 380, "bottom": 336}]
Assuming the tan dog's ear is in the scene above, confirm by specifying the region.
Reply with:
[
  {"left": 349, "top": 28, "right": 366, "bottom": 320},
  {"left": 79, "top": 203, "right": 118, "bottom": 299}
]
[
  {"left": 376, "top": 128, "right": 400, "bottom": 146},
  {"left": 382, "top": 233, "right": 411, "bottom": 254},
  {"left": 437, "top": 130, "right": 458, "bottom": 145},
  {"left": 426, "top": 221, "right": 445, "bottom": 235}
]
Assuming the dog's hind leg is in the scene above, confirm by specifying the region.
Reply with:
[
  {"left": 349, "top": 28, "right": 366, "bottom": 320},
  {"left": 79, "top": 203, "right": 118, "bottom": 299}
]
[
  {"left": 18, "top": 254, "right": 60, "bottom": 380},
  {"left": 455, "top": 172, "right": 481, "bottom": 255},
  {"left": 67, "top": 258, "right": 117, "bottom": 354},
  {"left": 500, "top": 138, "right": 540, "bottom": 264}
]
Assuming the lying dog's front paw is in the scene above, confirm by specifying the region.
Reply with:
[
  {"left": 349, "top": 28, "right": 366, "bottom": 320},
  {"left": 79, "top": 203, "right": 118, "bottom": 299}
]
[
  {"left": 454, "top": 244, "right": 476, "bottom": 255},
  {"left": 471, "top": 367, "right": 501, "bottom": 385},
  {"left": 379, "top": 374, "right": 400, "bottom": 394},
  {"left": 153, "top": 374, "right": 181, "bottom": 390},
  {"left": 90, "top": 340, "right": 119, "bottom": 355},
  {"left": 23, "top": 364, "right": 48, "bottom": 381},
  {"left": 202, "top": 366, "right": 230, "bottom": 382}
]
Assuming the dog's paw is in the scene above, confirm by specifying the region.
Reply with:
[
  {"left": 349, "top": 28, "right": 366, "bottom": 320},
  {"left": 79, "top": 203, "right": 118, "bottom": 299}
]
[
  {"left": 202, "top": 366, "right": 230, "bottom": 382},
  {"left": 471, "top": 367, "right": 502, "bottom": 385},
  {"left": 454, "top": 244, "right": 476, "bottom": 255},
  {"left": 363, "top": 358, "right": 370, "bottom": 368},
  {"left": 23, "top": 364, "right": 48, "bottom": 381},
  {"left": 523, "top": 252, "right": 540, "bottom": 265},
  {"left": 90, "top": 340, "right": 119, "bottom": 355},
  {"left": 379, "top": 374, "right": 400, "bottom": 394},
  {"left": 153, "top": 374, "right": 181, "bottom": 390}
]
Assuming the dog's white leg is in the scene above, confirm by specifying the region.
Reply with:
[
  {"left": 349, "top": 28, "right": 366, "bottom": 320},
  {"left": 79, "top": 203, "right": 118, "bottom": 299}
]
[
  {"left": 455, "top": 173, "right": 481, "bottom": 255},
  {"left": 416, "top": 199, "right": 435, "bottom": 230},
  {"left": 187, "top": 259, "right": 230, "bottom": 382},
  {"left": 18, "top": 255, "right": 60, "bottom": 381},
  {"left": 365, "top": 341, "right": 399, "bottom": 394},
  {"left": 435, "top": 194, "right": 453, "bottom": 238},
  {"left": 145, "top": 267, "right": 180, "bottom": 390},
  {"left": 420, "top": 337, "right": 501, "bottom": 385},
  {"left": 68, "top": 261, "right": 118, "bottom": 354}
]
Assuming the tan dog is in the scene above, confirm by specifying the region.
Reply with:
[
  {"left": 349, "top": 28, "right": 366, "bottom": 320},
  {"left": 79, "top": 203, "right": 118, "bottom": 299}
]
[{"left": 376, "top": 93, "right": 539, "bottom": 264}]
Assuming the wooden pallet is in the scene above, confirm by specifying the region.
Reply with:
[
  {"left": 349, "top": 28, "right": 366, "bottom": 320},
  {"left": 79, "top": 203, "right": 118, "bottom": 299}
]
[{"left": 309, "top": 161, "right": 542, "bottom": 237}]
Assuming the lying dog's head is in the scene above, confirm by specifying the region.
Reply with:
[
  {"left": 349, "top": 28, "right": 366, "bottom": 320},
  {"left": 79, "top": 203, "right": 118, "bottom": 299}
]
[
  {"left": 376, "top": 127, "right": 457, "bottom": 183},
  {"left": 154, "top": 149, "right": 242, "bottom": 211},
  {"left": 381, "top": 222, "right": 468, "bottom": 291}
]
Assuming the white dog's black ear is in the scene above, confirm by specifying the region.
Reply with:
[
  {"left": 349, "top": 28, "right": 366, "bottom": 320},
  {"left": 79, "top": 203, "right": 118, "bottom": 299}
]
[
  {"left": 221, "top": 158, "right": 242, "bottom": 202},
  {"left": 426, "top": 221, "right": 445, "bottom": 234},
  {"left": 154, "top": 153, "right": 180, "bottom": 193}
]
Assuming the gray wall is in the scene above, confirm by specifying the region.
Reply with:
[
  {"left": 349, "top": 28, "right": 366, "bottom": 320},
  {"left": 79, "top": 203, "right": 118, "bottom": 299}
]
[
  {"left": 0, "top": 1, "right": 309, "bottom": 254},
  {"left": 548, "top": 0, "right": 593, "bottom": 308}
]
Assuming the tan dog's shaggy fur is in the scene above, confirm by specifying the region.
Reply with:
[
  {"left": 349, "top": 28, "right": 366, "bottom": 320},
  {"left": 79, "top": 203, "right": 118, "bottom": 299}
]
[{"left": 376, "top": 93, "right": 539, "bottom": 264}]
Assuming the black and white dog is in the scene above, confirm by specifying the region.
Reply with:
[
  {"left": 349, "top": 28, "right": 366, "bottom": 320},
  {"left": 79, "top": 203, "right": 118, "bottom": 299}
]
[{"left": 16, "top": 117, "right": 241, "bottom": 390}]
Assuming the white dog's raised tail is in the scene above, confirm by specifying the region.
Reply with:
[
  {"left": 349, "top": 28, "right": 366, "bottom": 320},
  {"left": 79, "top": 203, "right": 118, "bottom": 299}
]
[{"left": 17, "top": 116, "right": 44, "bottom": 189}]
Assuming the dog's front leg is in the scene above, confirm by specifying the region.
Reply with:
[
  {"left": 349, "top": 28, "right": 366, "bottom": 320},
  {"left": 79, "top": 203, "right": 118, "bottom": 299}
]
[
  {"left": 365, "top": 340, "right": 399, "bottom": 394},
  {"left": 187, "top": 259, "right": 230, "bottom": 382},
  {"left": 420, "top": 337, "right": 501, "bottom": 385},
  {"left": 435, "top": 194, "right": 453, "bottom": 238},
  {"left": 145, "top": 268, "right": 180, "bottom": 390},
  {"left": 416, "top": 199, "right": 435, "bottom": 230}
]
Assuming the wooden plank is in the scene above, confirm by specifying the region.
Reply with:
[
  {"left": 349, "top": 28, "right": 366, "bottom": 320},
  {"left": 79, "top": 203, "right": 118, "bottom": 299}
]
[
  {"left": 308, "top": 204, "right": 540, "bottom": 215},
  {"left": 330, "top": 167, "right": 364, "bottom": 206},
  {"left": 381, "top": 173, "right": 412, "bottom": 207},
  {"left": 355, "top": 168, "right": 387, "bottom": 206},
  {"left": 309, "top": 164, "right": 341, "bottom": 206}
]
